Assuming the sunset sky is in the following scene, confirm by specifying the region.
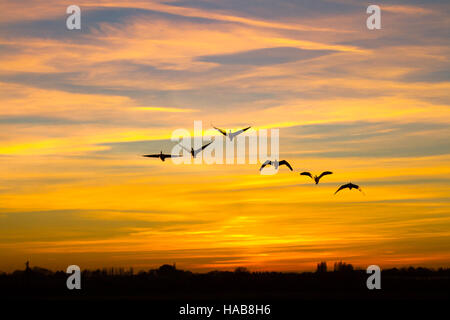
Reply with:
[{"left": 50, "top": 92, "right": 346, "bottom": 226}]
[{"left": 1, "top": 0, "right": 449, "bottom": 272}]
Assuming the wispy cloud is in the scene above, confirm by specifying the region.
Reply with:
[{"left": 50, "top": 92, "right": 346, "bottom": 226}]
[{"left": 133, "top": 106, "right": 198, "bottom": 113}]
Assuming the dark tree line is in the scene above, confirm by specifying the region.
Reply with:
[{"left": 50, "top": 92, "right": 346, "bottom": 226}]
[{"left": 1, "top": 262, "right": 449, "bottom": 300}]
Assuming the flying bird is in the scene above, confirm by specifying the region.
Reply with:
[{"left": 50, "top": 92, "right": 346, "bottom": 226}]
[
  {"left": 259, "top": 160, "right": 293, "bottom": 171},
  {"left": 179, "top": 141, "right": 213, "bottom": 158},
  {"left": 142, "top": 150, "right": 181, "bottom": 162},
  {"left": 334, "top": 182, "right": 364, "bottom": 195},
  {"left": 213, "top": 125, "right": 251, "bottom": 141},
  {"left": 300, "top": 171, "right": 333, "bottom": 184}
]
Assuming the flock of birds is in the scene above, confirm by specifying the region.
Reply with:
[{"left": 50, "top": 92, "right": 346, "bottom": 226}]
[{"left": 143, "top": 125, "right": 364, "bottom": 195}]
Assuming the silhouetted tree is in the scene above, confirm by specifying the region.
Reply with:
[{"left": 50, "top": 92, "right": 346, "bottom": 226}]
[
  {"left": 333, "top": 261, "right": 353, "bottom": 272},
  {"left": 158, "top": 264, "right": 177, "bottom": 276},
  {"left": 234, "top": 267, "right": 250, "bottom": 274},
  {"left": 316, "top": 262, "right": 327, "bottom": 273}
]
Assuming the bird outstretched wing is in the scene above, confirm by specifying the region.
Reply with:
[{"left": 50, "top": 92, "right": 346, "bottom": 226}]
[
  {"left": 279, "top": 160, "right": 293, "bottom": 171},
  {"left": 142, "top": 154, "right": 160, "bottom": 158},
  {"left": 213, "top": 126, "right": 227, "bottom": 136},
  {"left": 200, "top": 141, "right": 213, "bottom": 151},
  {"left": 193, "top": 141, "right": 213, "bottom": 157},
  {"left": 162, "top": 154, "right": 182, "bottom": 159},
  {"left": 334, "top": 183, "right": 350, "bottom": 195},
  {"left": 300, "top": 172, "right": 313, "bottom": 180},
  {"left": 231, "top": 126, "right": 251, "bottom": 138},
  {"left": 259, "top": 160, "right": 272, "bottom": 171},
  {"left": 319, "top": 171, "right": 333, "bottom": 179},
  {"left": 318, "top": 171, "right": 333, "bottom": 181}
]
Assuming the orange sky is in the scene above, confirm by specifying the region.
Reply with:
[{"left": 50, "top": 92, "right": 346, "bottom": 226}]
[{"left": 0, "top": 0, "right": 449, "bottom": 272}]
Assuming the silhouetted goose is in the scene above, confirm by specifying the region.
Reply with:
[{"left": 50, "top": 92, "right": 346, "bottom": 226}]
[
  {"left": 334, "top": 182, "right": 364, "bottom": 195},
  {"left": 259, "top": 160, "right": 293, "bottom": 171},
  {"left": 300, "top": 171, "right": 333, "bottom": 184},
  {"left": 213, "top": 125, "right": 251, "bottom": 141},
  {"left": 179, "top": 141, "right": 213, "bottom": 158},
  {"left": 142, "top": 150, "right": 181, "bottom": 162}
]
